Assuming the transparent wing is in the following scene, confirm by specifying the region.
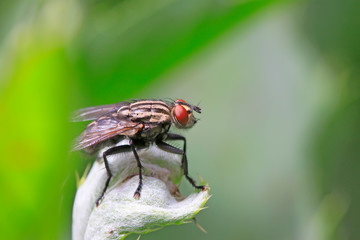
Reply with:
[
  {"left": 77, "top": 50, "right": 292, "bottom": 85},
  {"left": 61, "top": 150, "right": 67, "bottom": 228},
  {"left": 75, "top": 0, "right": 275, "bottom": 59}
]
[
  {"left": 72, "top": 114, "right": 143, "bottom": 151},
  {"left": 71, "top": 102, "right": 130, "bottom": 122}
]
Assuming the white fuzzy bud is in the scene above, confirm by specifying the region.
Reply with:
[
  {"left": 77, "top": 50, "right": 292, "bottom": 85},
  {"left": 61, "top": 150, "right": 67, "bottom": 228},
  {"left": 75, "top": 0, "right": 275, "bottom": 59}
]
[{"left": 72, "top": 141, "right": 210, "bottom": 240}]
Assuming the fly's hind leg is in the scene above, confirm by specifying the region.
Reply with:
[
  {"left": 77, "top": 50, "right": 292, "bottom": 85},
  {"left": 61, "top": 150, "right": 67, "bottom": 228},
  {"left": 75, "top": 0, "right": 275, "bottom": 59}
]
[{"left": 156, "top": 133, "right": 205, "bottom": 191}]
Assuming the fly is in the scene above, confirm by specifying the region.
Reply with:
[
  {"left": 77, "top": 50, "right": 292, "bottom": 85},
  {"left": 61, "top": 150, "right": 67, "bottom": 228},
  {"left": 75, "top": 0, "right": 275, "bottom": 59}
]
[{"left": 72, "top": 99, "right": 205, "bottom": 206}]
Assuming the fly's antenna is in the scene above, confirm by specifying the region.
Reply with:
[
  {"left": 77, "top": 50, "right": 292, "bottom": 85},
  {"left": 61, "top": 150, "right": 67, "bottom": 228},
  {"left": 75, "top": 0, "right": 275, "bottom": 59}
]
[
  {"left": 194, "top": 100, "right": 202, "bottom": 114},
  {"left": 192, "top": 106, "right": 201, "bottom": 113},
  {"left": 192, "top": 105, "right": 201, "bottom": 114}
]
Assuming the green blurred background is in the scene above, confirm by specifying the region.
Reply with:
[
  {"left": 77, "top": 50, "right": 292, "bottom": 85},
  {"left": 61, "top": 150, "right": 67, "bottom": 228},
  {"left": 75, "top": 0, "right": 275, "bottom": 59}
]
[{"left": 0, "top": 0, "right": 359, "bottom": 239}]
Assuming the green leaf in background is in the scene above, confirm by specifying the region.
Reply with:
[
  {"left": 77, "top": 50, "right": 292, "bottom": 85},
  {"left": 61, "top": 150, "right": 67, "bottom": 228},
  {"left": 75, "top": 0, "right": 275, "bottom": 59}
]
[
  {"left": 0, "top": 47, "right": 72, "bottom": 239},
  {"left": 304, "top": 0, "right": 360, "bottom": 239},
  {"left": 73, "top": 0, "right": 276, "bottom": 103}
]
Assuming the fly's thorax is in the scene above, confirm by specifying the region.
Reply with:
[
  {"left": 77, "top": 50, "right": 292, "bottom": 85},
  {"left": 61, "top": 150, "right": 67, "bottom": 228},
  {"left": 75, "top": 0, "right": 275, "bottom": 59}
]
[{"left": 117, "top": 100, "right": 171, "bottom": 124}]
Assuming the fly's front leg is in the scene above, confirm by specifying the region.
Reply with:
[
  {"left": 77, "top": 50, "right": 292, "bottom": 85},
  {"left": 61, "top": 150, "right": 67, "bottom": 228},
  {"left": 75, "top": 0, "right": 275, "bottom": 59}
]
[{"left": 157, "top": 134, "right": 205, "bottom": 191}]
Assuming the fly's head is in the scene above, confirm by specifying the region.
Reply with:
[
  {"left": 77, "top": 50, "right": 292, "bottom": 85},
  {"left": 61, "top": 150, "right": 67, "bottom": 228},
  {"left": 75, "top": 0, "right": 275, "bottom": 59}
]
[{"left": 170, "top": 99, "right": 201, "bottom": 129}]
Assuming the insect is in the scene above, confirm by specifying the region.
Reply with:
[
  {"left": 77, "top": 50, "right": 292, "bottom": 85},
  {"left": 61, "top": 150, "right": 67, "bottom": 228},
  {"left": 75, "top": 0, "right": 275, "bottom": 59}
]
[{"left": 72, "top": 99, "right": 205, "bottom": 206}]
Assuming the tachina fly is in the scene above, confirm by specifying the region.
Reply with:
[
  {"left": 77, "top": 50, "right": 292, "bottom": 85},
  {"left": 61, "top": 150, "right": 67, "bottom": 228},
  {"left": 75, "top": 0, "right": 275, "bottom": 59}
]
[{"left": 72, "top": 99, "right": 205, "bottom": 206}]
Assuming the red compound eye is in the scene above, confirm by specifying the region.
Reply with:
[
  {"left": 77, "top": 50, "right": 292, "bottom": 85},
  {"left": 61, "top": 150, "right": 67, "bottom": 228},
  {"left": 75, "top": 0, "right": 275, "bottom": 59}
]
[{"left": 174, "top": 104, "right": 188, "bottom": 126}]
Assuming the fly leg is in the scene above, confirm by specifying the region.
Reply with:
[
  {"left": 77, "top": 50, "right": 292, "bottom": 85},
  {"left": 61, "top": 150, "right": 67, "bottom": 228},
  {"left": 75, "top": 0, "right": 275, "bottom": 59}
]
[
  {"left": 156, "top": 133, "right": 205, "bottom": 191},
  {"left": 96, "top": 141, "right": 143, "bottom": 206},
  {"left": 129, "top": 139, "right": 143, "bottom": 199},
  {"left": 97, "top": 145, "right": 132, "bottom": 206}
]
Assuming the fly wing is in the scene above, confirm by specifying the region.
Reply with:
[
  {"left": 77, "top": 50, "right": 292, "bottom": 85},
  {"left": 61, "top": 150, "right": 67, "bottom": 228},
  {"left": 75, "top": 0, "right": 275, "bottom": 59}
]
[
  {"left": 71, "top": 102, "right": 130, "bottom": 122},
  {"left": 72, "top": 114, "right": 143, "bottom": 151}
]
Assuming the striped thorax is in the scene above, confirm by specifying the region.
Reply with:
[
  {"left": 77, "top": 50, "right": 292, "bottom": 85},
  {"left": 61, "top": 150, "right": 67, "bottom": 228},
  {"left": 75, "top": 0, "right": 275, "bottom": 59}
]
[{"left": 118, "top": 100, "right": 172, "bottom": 124}]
